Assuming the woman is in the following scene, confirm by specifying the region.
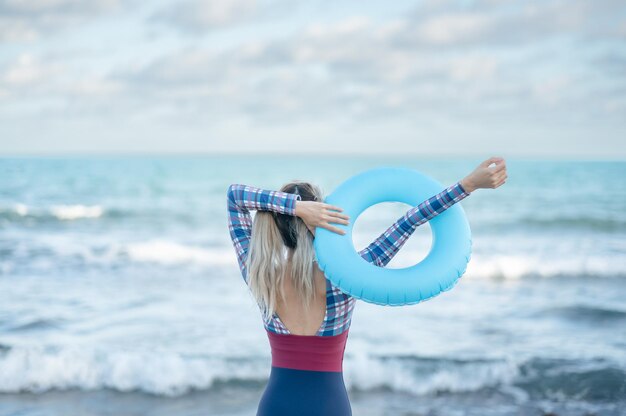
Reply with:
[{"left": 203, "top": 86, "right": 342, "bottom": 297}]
[{"left": 227, "top": 157, "right": 507, "bottom": 416}]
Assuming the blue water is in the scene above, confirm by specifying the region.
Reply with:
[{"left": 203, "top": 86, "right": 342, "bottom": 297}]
[{"left": 0, "top": 156, "right": 625, "bottom": 415}]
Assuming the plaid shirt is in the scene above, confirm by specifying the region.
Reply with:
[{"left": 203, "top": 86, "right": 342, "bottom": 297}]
[{"left": 227, "top": 180, "right": 470, "bottom": 336}]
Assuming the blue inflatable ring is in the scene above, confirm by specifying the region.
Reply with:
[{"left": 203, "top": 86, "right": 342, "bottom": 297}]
[{"left": 313, "top": 167, "right": 472, "bottom": 306}]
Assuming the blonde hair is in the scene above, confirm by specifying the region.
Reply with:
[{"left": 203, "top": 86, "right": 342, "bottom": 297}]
[{"left": 246, "top": 181, "right": 324, "bottom": 324}]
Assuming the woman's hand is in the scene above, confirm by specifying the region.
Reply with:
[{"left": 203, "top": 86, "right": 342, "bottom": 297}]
[
  {"left": 461, "top": 156, "right": 507, "bottom": 193},
  {"left": 295, "top": 201, "right": 350, "bottom": 236}
]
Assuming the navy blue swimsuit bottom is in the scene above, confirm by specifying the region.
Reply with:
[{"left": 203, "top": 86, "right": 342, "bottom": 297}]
[{"left": 256, "top": 329, "right": 351, "bottom": 416}]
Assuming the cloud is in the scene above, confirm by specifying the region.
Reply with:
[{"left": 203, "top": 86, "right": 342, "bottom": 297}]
[
  {"left": 0, "top": 53, "right": 66, "bottom": 94},
  {"left": 5, "top": 0, "right": 624, "bottom": 124},
  {"left": 99, "top": 2, "right": 625, "bottom": 146},
  {"left": 0, "top": 0, "right": 129, "bottom": 42},
  {"left": 149, "top": 0, "right": 258, "bottom": 33},
  {"left": 149, "top": 0, "right": 301, "bottom": 34},
  {"left": 400, "top": 0, "right": 626, "bottom": 46},
  {"left": 2, "top": 53, "right": 49, "bottom": 86},
  {"left": 0, "top": 0, "right": 624, "bottom": 155},
  {"left": 415, "top": 13, "right": 492, "bottom": 45}
]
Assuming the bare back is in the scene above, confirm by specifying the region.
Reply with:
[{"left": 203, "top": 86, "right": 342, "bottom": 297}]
[{"left": 274, "top": 263, "right": 327, "bottom": 336}]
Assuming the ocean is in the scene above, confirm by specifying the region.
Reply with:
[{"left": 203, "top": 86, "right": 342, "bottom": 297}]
[{"left": 0, "top": 156, "right": 624, "bottom": 416}]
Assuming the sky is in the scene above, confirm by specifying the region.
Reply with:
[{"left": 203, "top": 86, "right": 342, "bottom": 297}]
[{"left": 0, "top": 0, "right": 625, "bottom": 158}]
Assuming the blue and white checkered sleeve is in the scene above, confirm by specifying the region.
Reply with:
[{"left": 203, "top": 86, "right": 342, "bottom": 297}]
[
  {"left": 358, "top": 181, "right": 470, "bottom": 267},
  {"left": 227, "top": 184, "right": 301, "bottom": 283}
]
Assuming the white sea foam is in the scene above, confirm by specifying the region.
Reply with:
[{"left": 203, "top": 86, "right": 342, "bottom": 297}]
[
  {"left": 124, "top": 240, "right": 235, "bottom": 266},
  {"left": 6, "top": 232, "right": 624, "bottom": 277},
  {"left": 464, "top": 253, "right": 625, "bottom": 280},
  {"left": 14, "top": 203, "right": 28, "bottom": 216},
  {"left": 11, "top": 235, "right": 237, "bottom": 268},
  {"left": 0, "top": 346, "right": 522, "bottom": 397},
  {"left": 345, "top": 353, "right": 521, "bottom": 395},
  {"left": 0, "top": 346, "right": 264, "bottom": 396},
  {"left": 51, "top": 205, "right": 104, "bottom": 220}
]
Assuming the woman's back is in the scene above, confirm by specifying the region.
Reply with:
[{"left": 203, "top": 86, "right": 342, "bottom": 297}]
[
  {"left": 274, "top": 264, "right": 329, "bottom": 336},
  {"left": 267, "top": 263, "right": 357, "bottom": 337},
  {"left": 226, "top": 180, "right": 470, "bottom": 415}
]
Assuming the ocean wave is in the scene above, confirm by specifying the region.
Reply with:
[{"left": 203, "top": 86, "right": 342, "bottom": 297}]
[
  {"left": 359, "top": 355, "right": 625, "bottom": 401},
  {"left": 464, "top": 253, "right": 626, "bottom": 280},
  {"left": 0, "top": 347, "right": 623, "bottom": 401},
  {"left": 51, "top": 205, "right": 104, "bottom": 220},
  {"left": 346, "top": 353, "right": 520, "bottom": 396},
  {"left": 514, "top": 216, "right": 626, "bottom": 232},
  {"left": 0, "top": 238, "right": 236, "bottom": 272},
  {"left": 123, "top": 240, "right": 232, "bottom": 266},
  {"left": 515, "top": 358, "right": 626, "bottom": 402},
  {"left": 348, "top": 355, "right": 626, "bottom": 401},
  {"left": 0, "top": 204, "right": 105, "bottom": 222},
  {"left": 1, "top": 236, "right": 624, "bottom": 278},
  {"left": 0, "top": 347, "right": 266, "bottom": 396},
  {"left": 463, "top": 216, "right": 626, "bottom": 233},
  {"left": 4, "top": 319, "right": 63, "bottom": 333},
  {"left": 542, "top": 305, "right": 626, "bottom": 324}
]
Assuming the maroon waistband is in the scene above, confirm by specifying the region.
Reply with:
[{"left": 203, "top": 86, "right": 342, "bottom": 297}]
[{"left": 266, "top": 329, "right": 350, "bottom": 373}]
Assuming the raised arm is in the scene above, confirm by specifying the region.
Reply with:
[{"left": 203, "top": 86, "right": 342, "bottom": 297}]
[
  {"left": 357, "top": 181, "right": 470, "bottom": 267},
  {"left": 227, "top": 184, "right": 300, "bottom": 283}
]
